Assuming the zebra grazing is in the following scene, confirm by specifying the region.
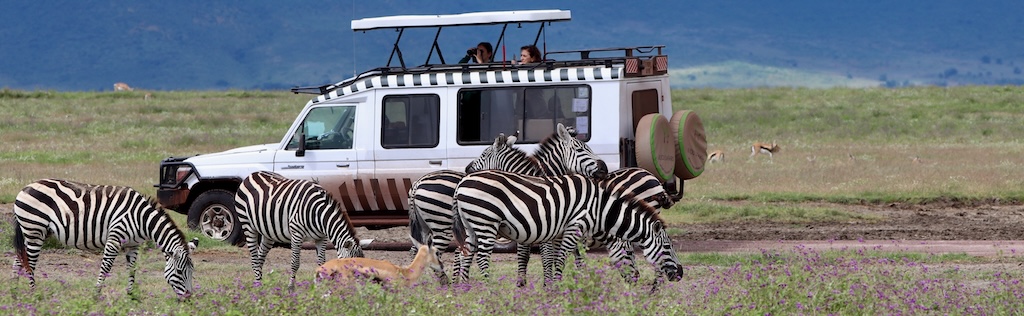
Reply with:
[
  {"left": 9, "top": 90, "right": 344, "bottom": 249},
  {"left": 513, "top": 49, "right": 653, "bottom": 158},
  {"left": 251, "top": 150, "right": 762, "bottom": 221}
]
[
  {"left": 12, "top": 179, "right": 195, "bottom": 299},
  {"left": 450, "top": 170, "right": 683, "bottom": 285},
  {"left": 465, "top": 130, "right": 675, "bottom": 285},
  {"left": 407, "top": 124, "right": 607, "bottom": 269},
  {"left": 235, "top": 171, "right": 364, "bottom": 290}
]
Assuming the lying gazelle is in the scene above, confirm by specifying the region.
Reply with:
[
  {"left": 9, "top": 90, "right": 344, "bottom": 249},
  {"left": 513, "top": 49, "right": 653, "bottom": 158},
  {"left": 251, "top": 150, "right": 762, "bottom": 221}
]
[
  {"left": 113, "top": 82, "right": 134, "bottom": 91},
  {"left": 706, "top": 149, "right": 725, "bottom": 164},
  {"left": 750, "top": 141, "right": 780, "bottom": 161},
  {"left": 316, "top": 211, "right": 446, "bottom": 285}
]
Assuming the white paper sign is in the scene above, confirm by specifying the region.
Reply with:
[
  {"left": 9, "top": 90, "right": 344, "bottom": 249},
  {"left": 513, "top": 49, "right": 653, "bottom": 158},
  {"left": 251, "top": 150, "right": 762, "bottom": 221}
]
[
  {"left": 572, "top": 98, "right": 589, "bottom": 112},
  {"left": 575, "top": 116, "right": 589, "bottom": 134}
]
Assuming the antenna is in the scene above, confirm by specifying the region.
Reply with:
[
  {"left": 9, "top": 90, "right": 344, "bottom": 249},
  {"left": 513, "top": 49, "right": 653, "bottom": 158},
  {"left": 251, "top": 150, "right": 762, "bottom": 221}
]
[{"left": 352, "top": 0, "right": 356, "bottom": 77}]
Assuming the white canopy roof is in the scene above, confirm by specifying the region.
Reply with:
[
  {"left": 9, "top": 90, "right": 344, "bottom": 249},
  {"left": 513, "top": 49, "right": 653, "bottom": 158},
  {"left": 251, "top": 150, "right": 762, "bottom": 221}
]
[{"left": 351, "top": 9, "right": 571, "bottom": 31}]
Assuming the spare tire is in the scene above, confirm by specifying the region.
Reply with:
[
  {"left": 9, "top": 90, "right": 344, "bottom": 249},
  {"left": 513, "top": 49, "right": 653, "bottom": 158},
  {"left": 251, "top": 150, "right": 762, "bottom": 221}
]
[
  {"left": 670, "top": 110, "right": 708, "bottom": 180},
  {"left": 635, "top": 113, "right": 676, "bottom": 182}
]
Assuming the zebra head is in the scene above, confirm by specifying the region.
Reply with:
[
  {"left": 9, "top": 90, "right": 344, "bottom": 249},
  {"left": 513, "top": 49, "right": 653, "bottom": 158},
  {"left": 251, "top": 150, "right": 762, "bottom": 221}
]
[
  {"left": 164, "top": 248, "right": 195, "bottom": 299},
  {"left": 535, "top": 123, "right": 609, "bottom": 179},
  {"left": 628, "top": 202, "right": 682, "bottom": 282},
  {"left": 465, "top": 132, "right": 536, "bottom": 174}
]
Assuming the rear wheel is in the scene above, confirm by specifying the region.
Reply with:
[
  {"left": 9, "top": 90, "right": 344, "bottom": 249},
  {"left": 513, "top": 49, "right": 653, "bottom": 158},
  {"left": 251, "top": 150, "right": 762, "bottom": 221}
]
[{"left": 187, "top": 189, "right": 242, "bottom": 245}]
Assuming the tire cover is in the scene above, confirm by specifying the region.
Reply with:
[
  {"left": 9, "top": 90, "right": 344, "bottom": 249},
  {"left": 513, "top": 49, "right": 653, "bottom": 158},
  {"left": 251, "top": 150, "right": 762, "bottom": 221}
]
[
  {"left": 671, "top": 110, "right": 708, "bottom": 180},
  {"left": 635, "top": 113, "right": 676, "bottom": 182}
]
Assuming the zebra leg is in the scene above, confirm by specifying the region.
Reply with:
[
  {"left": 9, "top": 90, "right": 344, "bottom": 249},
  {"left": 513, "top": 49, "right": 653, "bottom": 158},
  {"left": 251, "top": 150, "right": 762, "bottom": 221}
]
[
  {"left": 124, "top": 248, "right": 139, "bottom": 295},
  {"left": 96, "top": 237, "right": 123, "bottom": 294},
  {"left": 245, "top": 229, "right": 265, "bottom": 283},
  {"left": 515, "top": 243, "right": 531, "bottom": 287},
  {"left": 315, "top": 239, "right": 327, "bottom": 266},
  {"left": 16, "top": 229, "right": 46, "bottom": 287},
  {"left": 553, "top": 226, "right": 585, "bottom": 282},
  {"left": 288, "top": 233, "right": 304, "bottom": 292},
  {"left": 540, "top": 242, "right": 557, "bottom": 284},
  {"left": 474, "top": 237, "right": 496, "bottom": 280},
  {"left": 607, "top": 239, "right": 639, "bottom": 283},
  {"left": 454, "top": 244, "right": 473, "bottom": 282}
]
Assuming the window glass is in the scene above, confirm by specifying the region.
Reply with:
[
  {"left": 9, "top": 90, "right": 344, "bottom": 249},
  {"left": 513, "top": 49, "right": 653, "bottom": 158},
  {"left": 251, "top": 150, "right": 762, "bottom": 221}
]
[
  {"left": 382, "top": 94, "right": 440, "bottom": 148},
  {"left": 457, "top": 85, "right": 591, "bottom": 144},
  {"left": 287, "top": 105, "right": 356, "bottom": 150}
]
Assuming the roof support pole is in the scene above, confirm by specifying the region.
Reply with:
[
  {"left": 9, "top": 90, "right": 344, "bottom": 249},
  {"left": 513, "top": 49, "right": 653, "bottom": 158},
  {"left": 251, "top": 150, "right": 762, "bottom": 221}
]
[
  {"left": 386, "top": 28, "right": 407, "bottom": 69},
  {"left": 425, "top": 27, "right": 446, "bottom": 65},
  {"left": 493, "top": 24, "right": 508, "bottom": 63}
]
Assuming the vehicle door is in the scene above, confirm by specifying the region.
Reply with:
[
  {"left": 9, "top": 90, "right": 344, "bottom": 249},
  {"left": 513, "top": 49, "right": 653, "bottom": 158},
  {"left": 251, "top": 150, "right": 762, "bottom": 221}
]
[
  {"left": 274, "top": 103, "right": 364, "bottom": 209},
  {"left": 372, "top": 90, "right": 447, "bottom": 211}
]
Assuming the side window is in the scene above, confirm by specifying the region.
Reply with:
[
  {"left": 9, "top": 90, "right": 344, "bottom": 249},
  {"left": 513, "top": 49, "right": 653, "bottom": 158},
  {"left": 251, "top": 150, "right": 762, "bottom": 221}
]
[
  {"left": 286, "top": 105, "right": 356, "bottom": 150},
  {"left": 382, "top": 94, "right": 440, "bottom": 148},
  {"left": 457, "top": 85, "right": 591, "bottom": 144}
]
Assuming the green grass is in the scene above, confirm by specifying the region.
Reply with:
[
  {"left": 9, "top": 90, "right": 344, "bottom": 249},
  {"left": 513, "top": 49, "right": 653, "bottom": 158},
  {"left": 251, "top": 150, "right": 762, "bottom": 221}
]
[
  {"left": 1, "top": 244, "right": 1020, "bottom": 314},
  {"left": 663, "top": 200, "right": 881, "bottom": 224}
]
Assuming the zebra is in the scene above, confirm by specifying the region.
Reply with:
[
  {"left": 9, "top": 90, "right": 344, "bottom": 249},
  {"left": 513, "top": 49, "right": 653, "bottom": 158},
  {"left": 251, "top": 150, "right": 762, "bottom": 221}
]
[
  {"left": 464, "top": 130, "right": 676, "bottom": 285},
  {"left": 12, "top": 179, "right": 195, "bottom": 299},
  {"left": 530, "top": 167, "right": 676, "bottom": 284},
  {"left": 450, "top": 170, "right": 683, "bottom": 285},
  {"left": 407, "top": 124, "right": 607, "bottom": 273},
  {"left": 234, "top": 171, "right": 364, "bottom": 291}
]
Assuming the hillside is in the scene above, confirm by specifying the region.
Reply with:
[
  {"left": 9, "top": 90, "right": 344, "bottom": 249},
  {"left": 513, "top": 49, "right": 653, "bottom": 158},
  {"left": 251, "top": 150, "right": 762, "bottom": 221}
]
[{"left": 1, "top": 0, "right": 1022, "bottom": 90}]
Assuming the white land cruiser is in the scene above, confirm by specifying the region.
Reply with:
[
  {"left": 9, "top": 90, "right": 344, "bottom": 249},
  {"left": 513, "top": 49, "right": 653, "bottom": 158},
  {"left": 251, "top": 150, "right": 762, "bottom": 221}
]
[{"left": 156, "top": 10, "right": 707, "bottom": 244}]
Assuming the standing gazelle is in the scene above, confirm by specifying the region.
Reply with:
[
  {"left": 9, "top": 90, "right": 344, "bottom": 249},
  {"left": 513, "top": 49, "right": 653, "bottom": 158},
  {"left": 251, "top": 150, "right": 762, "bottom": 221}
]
[
  {"left": 750, "top": 141, "right": 780, "bottom": 161},
  {"left": 706, "top": 149, "right": 725, "bottom": 164}
]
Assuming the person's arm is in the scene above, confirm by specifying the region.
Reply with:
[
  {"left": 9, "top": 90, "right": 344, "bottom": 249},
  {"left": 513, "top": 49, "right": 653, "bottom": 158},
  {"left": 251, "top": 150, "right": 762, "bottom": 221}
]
[{"left": 459, "top": 55, "right": 473, "bottom": 64}]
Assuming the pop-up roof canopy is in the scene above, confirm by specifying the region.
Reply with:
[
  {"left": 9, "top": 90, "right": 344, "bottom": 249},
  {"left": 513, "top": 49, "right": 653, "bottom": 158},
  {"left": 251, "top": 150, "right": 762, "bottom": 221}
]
[
  {"left": 351, "top": 10, "right": 571, "bottom": 31},
  {"left": 349, "top": 9, "right": 572, "bottom": 70}
]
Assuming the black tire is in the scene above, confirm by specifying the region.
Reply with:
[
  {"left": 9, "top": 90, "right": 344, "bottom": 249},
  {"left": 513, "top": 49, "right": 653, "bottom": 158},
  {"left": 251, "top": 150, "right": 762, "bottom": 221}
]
[{"left": 187, "top": 189, "right": 243, "bottom": 246}]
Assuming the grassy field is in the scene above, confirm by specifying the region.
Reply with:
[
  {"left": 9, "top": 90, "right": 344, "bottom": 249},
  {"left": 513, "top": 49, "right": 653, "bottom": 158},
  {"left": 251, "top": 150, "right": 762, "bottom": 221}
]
[
  {"left": 1, "top": 243, "right": 1021, "bottom": 314},
  {"left": 3, "top": 87, "right": 1024, "bottom": 314}
]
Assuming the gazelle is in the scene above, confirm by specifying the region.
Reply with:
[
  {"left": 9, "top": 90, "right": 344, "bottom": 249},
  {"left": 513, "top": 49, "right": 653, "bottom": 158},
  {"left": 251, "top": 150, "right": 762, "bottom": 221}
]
[
  {"left": 750, "top": 141, "right": 780, "bottom": 161},
  {"left": 706, "top": 149, "right": 725, "bottom": 164},
  {"left": 316, "top": 243, "right": 444, "bottom": 286},
  {"left": 113, "top": 82, "right": 134, "bottom": 91},
  {"left": 316, "top": 209, "right": 446, "bottom": 285}
]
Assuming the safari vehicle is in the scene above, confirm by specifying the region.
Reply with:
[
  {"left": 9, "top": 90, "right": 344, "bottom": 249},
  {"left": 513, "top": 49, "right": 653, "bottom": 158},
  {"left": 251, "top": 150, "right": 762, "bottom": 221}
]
[{"left": 155, "top": 9, "right": 707, "bottom": 244}]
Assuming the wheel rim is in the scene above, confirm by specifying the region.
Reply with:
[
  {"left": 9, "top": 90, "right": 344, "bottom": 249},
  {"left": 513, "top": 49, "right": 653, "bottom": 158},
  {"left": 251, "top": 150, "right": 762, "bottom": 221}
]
[{"left": 199, "top": 204, "right": 234, "bottom": 241}]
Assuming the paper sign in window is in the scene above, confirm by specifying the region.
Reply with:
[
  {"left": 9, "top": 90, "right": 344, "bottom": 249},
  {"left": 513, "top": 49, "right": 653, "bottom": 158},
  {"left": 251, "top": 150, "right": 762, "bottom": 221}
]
[
  {"left": 575, "top": 116, "right": 589, "bottom": 134},
  {"left": 572, "top": 98, "right": 589, "bottom": 112}
]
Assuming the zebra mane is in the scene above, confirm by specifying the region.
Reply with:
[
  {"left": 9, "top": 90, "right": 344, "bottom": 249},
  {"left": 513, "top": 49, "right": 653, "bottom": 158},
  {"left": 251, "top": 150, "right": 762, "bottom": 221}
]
[
  {"left": 504, "top": 144, "right": 543, "bottom": 171},
  {"left": 144, "top": 194, "right": 188, "bottom": 249},
  {"left": 616, "top": 191, "right": 666, "bottom": 225},
  {"left": 324, "top": 191, "right": 359, "bottom": 240}
]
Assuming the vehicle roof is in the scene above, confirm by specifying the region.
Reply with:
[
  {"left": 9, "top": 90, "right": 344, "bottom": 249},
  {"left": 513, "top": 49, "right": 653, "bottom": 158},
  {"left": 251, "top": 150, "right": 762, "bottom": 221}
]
[{"left": 351, "top": 9, "right": 571, "bottom": 31}]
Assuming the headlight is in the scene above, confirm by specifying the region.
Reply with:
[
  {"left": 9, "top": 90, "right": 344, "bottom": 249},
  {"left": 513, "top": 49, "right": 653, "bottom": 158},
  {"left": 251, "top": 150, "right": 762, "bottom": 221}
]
[{"left": 175, "top": 166, "right": 193, "bottom": 183}]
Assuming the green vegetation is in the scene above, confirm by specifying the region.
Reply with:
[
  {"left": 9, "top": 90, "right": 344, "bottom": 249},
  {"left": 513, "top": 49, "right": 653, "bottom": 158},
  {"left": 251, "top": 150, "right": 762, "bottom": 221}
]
[{"left": 1, "top": 244, "right": 1020, "bottom": 314}]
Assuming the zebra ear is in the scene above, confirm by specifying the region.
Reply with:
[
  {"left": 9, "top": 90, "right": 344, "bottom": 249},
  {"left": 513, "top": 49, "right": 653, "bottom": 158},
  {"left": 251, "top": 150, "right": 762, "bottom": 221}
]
[
  {"left": 492, "top": 133, "right": 506, "bottom": 148},
  {"left": 556, "top": 123, "right": 571, "bottom": 139},
  {"left": 506, "top": 132, "right": 519, "bottom": 146}
]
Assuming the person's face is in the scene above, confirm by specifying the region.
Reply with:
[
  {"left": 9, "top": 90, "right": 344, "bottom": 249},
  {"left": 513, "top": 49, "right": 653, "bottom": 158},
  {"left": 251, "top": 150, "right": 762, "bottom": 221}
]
[
  {"left": 477, "top": 45, "right": 491, "bottom": 59},
  {"left": 520, "top": 49, "right": 534, "bottom": 63}
]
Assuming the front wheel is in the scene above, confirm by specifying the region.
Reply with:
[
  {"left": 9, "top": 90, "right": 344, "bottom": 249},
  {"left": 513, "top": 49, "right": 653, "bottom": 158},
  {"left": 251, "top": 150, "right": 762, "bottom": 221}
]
[{"left": 187, "top": 189, "right": 242, "bottom": 245}]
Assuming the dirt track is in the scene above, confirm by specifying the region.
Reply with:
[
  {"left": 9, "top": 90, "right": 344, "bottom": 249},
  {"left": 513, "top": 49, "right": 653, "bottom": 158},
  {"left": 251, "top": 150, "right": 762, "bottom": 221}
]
[{"left": 6, "top": 200, "right": 1024, "bottom": 262}]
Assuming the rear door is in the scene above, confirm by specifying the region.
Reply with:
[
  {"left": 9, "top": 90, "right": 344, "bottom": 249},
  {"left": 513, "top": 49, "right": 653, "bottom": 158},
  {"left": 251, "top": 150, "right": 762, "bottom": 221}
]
[{"left": 371, "top": 90, "right": 446, "bottom": 211}]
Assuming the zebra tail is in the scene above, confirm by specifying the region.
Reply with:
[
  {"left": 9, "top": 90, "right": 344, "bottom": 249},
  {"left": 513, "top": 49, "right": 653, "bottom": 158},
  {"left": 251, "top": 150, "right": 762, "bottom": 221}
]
[
  {"left": 12, "top": 220, "right": 32, "bottom": 274},
  {"left": 450, "top": 208, "right": 473, "bottom": 256}
]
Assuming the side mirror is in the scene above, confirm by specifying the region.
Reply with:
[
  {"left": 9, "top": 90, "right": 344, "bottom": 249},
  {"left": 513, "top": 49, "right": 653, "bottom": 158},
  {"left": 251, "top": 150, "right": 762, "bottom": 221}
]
[{"left": 296, "top": 132, "right": 306, "bottom": 157}]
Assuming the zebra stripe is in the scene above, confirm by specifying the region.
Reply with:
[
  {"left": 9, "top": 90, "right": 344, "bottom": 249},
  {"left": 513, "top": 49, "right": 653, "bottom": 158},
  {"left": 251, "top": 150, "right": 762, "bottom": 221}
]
[
  {"left": 450, "top": 170, "right": 683, "bottom": 284},
  {"left": 312, "top": 67, "right": 624, "bottom": 103},
  {"left": 235, "top": 171, "right": 364, "bottom": 290},
  {"left": 12, "top": 179, "right": 195, "bottom": 298}
]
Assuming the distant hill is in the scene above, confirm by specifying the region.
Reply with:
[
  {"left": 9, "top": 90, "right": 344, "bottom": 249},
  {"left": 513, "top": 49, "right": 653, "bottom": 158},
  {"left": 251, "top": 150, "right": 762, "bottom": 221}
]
[{"left": 1, "top": 0, "right": 1022, "bottom": 91}]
